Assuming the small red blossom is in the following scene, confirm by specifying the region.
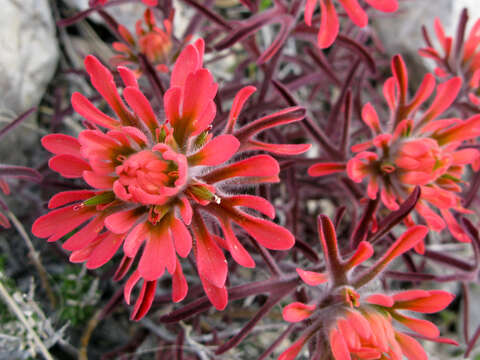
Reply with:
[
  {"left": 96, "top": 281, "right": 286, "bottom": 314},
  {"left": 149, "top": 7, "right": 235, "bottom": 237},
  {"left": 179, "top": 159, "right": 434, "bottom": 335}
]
[
  {"left": 309, "top": 55, "right": 480, "bottom": 249},
  {"left": 112, "top": 9, "right": 174, "bottom": 75},
  {"left": 419, "top": 10, "right": 480, "bottom": 106},
  {"left": 304, "top": 0, "right": 398, "bottom": 48},
  {"left": 32, "top": 38, "right": 310, "bottom": 320},
  {"left": 279, "top": 215, "right": 456, "bottom": 360}
]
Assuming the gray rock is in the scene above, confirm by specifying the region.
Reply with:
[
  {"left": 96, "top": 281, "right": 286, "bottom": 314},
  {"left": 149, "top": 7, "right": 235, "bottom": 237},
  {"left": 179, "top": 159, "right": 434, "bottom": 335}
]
[
  {"left": 374, "top": 0, "right": 452, "bottom": 56},
  {"left": 0, "top": 0, "right": 58, "bottom": 164},
  {"left": 373, "top": 0, "right": 480, "bottom": 78},
  {"left": 0, "top": 0, "right": 58, "bottom": 116}
]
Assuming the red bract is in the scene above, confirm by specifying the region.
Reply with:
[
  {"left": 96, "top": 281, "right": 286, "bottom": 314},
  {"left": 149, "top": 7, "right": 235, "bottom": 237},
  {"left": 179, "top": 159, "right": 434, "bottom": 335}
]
[
  {"left": 304, "top": 0, "right": 398, "bottom": 48},
  {"left": 112, "top": 9, "right": 174, "bottom": 75},
  {"left": 0, "top": 177, "right": 9, "bottom": 228},
  {"left": 32, "top": 38, "right": 310, "bottom": 320},
  {"left": 279, "top": 215, "right": 456, "bottom": 360},
  {"left": 419, "top": 9, "right": 480, "bottom": 106},
  {"left": 309, "top": 54, "right": 480, "bottom": 250},
  {"left": 92, "top": 0, "right": 158, "bottom": 6}
]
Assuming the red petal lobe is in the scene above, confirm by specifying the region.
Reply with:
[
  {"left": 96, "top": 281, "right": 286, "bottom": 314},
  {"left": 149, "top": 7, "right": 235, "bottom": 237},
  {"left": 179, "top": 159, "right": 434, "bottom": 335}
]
[
  {"left": 282, "top": 302, "right": 316, "bottom": 322},
  {"left": 49, "top": 155, "right": 90, "bottom": 178}
]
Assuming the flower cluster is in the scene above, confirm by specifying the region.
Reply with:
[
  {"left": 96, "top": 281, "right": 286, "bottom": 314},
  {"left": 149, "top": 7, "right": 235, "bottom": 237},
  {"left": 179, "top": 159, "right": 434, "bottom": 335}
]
[
  {"left": 304, "top": 0, "right": 398, "bottom": 48},
  {"left": 111, "top": 9, "right": 174, "bottom": 75},
  {"left": 23, "top": 2, "right": 480, "bottom": 358},
  {"left": 280, "top": 215, "right": 456, "bottom": 360},
  {"left": 32, "top": 38, "right": 310, "bottom": 320},
  {"left": 309, "top": 54, "right": 480, "bottom": 251},
  {"left": 419, "top": 12, "right": 480, "bottom": 106}
]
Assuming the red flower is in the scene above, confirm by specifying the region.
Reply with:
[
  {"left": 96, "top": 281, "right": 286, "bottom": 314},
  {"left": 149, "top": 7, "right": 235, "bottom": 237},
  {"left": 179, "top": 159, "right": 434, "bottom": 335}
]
[
  {"left": 419, "top": 12, "right": 480, "bottom": 106},
  {"left": 279, "top": 215, "right": 456, "bottom": 360},
  {"left": 304, "top": 0, "right": 398, "bottom": 48},
  {"left": 112, "top": 9, "right": 174, "bottom": 75},
  {"left": 309, "top": 55, "right": 480, "bottom": 250},
  {"left": 32, "top": 38, "right": 310, "bottom": 320}
]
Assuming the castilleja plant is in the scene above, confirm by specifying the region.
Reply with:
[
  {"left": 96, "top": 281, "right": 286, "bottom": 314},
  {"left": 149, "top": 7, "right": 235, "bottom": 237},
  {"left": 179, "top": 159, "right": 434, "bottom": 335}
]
[
  {"left": 309, "top": 54, "right": 480, "bottom": 251},
  {"left": 32, "top": 38, "right": 310, "bottom": 320},
  {"left": 111, "top": 8, "right": 174, "bottom": 75},
  {"left": 15, "top": 0, "right": 480, "bottom": 358},
  {"left": 304, "top": 0, "right": 398, "bottom": 48},
  {"left": 419, "top": 8, "right": 480, "bottom": 108},
  {"left": 280, "top": 215, "right": 457, "bottom": 360}
]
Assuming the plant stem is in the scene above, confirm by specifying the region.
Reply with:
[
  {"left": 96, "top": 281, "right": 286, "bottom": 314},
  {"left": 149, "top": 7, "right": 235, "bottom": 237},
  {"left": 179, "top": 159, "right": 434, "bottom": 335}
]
[
  {"left": 0, "top": 281, "right": 54, "bottom": 360},
  {"left": 7, "top": 210, "right": 56, "bottom": 307}
]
